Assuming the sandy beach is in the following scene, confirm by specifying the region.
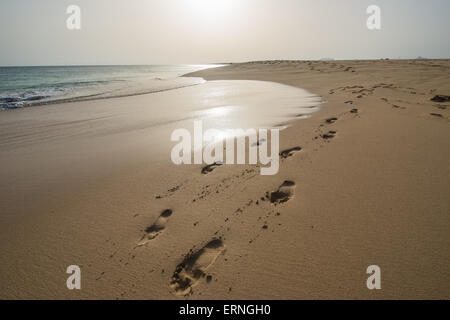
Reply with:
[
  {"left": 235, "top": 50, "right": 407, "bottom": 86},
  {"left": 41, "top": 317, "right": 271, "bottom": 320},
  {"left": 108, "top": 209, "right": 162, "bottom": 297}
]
[{"left": 0, "top": 60, "right": 449, "bottom": 300}]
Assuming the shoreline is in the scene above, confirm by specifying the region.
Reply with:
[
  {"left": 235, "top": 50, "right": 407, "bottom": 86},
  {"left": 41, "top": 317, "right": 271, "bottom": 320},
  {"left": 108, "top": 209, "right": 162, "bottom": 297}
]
[
  {"left": 0, "top": 60, "right": 449, "bottom": 299},
  {"left": 0, "top": 64, "right": 226, "bottom": 111}
]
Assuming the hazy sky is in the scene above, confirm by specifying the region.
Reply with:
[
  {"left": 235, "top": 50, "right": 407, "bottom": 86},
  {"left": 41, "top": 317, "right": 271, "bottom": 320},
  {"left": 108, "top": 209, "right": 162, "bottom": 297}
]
[{"left": 1, "top": 0, "right": 449, "bottom": 66}]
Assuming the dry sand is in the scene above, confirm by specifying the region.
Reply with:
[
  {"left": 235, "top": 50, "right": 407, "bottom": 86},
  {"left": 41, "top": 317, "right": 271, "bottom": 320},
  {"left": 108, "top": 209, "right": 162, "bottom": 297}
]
[{"left": 0, "top": 60, "right": 449, "bottom": 299}]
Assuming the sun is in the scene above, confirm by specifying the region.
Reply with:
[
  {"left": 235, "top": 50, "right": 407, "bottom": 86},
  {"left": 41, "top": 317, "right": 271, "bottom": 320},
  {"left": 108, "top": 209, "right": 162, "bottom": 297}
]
[{"left": 186, "top": 0, "right": 234, "bottom": 18}]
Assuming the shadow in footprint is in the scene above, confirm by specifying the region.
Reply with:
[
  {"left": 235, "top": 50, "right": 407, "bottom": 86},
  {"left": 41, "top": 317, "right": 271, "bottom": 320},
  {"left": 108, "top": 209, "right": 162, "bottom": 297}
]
[
  {"left": 138, "top": 209, "right": 173, "bottom": 246},
  {"left": 326, "top": 117, "right": 338, "bottom": 124},
  {"left": 431, "top": 95, "right": 450, "bottom": 102},
  {"left": 170, "top": 239, "right": 225, "bottom": 295},
  {"left": 270, "top": 181, "right": 296, "bottom": 204},
  {"left": 201, "top": 162, "right": 223, "bottom": 175},
  {"left": 322, "top": 131, "right": 337, "bottom": 140},
  {"left": 280, "top": 147, "right": 302, "bottom": 159}
]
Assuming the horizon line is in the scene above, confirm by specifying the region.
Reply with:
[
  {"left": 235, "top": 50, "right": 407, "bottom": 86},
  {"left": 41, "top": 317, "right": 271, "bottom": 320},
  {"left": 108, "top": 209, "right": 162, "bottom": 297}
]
[{"left": 1, "top": 57, "right": 448, "bottom": 68}]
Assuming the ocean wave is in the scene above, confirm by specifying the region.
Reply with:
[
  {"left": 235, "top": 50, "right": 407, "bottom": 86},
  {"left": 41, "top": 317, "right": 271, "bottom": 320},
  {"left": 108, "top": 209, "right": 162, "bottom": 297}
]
[
  {"left": 0, "top": 77, "right": 206, "bottom": 110},
  {"left": 0, "top": 65, "right": 223, "bottom": 111},
  {"left": 0, "top": 87, "right": 71, "bottom": 110}
]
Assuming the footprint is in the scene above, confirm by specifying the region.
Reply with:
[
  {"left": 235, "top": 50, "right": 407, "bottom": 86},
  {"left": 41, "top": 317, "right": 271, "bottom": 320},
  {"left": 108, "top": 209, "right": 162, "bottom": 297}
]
[
  {"left": 325, "top": 117, "right": 338, "bottom": 124},
  {"left": 168, "top": 184, "right": 182, "bottom": 193},
  {"left": 431, "top": 95, "right": 450, "bottom": 102},
  {"left": 170, "top": 239, "right": 225, "bottom": 295},
  {"left": 430, "top": 113, "right": 443, "bottom": 118},
  {"left": 201, "top": 162, "right": 223, "bottom": 174},
  {"left": 322, "top": 131, "right": 337, "bottom": 140},
  {"left": 280, "top": 147, "right": 302, "bottom": 159},
  {"left": 350, "top": 109, "right": 359, "bottom": 114},
  {"left": 270, "top": 181, "right": 296, "bottom": 204},
  {"left": 138, "top": 209, "right": 173, "bottom": 246}
]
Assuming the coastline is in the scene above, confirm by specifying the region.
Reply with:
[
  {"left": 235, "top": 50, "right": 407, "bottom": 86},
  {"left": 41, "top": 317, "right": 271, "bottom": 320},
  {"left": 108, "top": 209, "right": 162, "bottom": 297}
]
[
  {"left": 0, "top": 60, "right": 449, "bottom": 299},
  {"left": 0, "top": 64, "right": 225, "bottom": 110}
]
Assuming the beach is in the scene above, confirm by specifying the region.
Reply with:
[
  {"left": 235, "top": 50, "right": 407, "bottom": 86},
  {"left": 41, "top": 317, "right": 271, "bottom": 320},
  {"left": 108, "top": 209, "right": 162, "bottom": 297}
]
[{"left": 0, "top": 60, "right": 449, "bottom": 299}]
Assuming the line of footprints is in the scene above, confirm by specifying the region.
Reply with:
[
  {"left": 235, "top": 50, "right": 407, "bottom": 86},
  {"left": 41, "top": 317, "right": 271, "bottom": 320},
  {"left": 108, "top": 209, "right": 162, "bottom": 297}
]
[
  {"left": 134, "top": 107, "right": 351, "bottom": 296},
  {"left": 136, "top": 179, "right": 297, "bottom": 296}
]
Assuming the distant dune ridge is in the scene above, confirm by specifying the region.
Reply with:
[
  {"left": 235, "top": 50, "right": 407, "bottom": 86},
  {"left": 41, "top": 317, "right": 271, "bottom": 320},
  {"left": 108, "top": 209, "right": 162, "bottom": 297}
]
[{"left": 0, "top": 59, "right": 449, "bottom": 299}]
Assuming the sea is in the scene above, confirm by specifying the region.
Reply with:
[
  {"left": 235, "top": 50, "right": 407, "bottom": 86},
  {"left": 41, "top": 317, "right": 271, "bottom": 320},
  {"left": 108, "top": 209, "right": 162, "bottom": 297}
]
[{"left": 0, "top": 65, "right": 223, "bottom": 110}]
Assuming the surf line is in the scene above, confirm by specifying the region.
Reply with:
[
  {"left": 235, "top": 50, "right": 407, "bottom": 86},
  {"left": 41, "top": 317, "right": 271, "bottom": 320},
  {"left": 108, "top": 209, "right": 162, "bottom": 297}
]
[{"left": 171, "top": 120, "right": 280, "bottom": 175}]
